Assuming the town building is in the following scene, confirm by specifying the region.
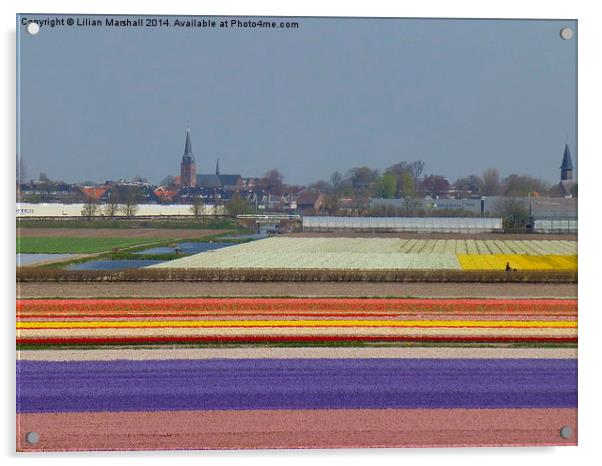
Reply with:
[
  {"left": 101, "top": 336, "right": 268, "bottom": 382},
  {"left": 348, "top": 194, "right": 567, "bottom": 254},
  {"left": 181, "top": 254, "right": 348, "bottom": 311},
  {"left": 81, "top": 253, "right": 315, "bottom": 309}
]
[
  {"left": 196, "top": 158, "right": 243, "bottom": 191},
  {"left": 296, "top": 192, "right": 325, "bottom": 215}
]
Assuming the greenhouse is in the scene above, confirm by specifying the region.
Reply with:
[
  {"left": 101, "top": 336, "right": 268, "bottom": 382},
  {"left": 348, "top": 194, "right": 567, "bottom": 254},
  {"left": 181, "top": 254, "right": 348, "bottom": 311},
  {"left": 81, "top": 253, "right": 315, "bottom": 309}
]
[{"left": 302, "top": 216, "right": 503, "bottom": 234}]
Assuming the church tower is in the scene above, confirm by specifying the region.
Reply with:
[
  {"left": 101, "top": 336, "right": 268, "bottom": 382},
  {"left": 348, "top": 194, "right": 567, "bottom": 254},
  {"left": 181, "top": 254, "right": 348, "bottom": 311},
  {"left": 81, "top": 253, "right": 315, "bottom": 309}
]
[
  {"left": 560, "top": 144, "right": 574, "bottom": 181},
  {"left": 559, "top": 143, "right": 575, "bottom": 196},
  {"left": 180, "top": 129, "right": 197, "bottom": 187}
]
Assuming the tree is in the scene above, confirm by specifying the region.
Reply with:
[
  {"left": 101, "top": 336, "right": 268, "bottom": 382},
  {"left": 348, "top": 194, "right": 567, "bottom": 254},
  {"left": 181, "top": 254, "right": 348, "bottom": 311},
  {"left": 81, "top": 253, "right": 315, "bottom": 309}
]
[
  {"left": 225, "top": 194, "right": 253, "bottom": 216},
  {"left": 376, "top": 173, "right": 397, "bottom": 199},
  {"left": 81, "top": 197, "right": 98, "bottom": 220},
  {"left": 119, "top": 186, "right": 141, "bottom": 218},
  {"left": 190, "top": 196, "right": 204, "bottom": 218},
  {"left": 387, "top": 160, "right": 425, "bottom": 180},
  {"left": 385, "top": 160, "right": 424, "bottom": 196},
  {"left": 570, "top": 183, "right": 578, "bottom": 197},
  {"left": 330, "top": 171, "right": 344, "bottom": 192},
  {"left": 421, "top": 175, "right": 451, "bottom": 198},
  {"left": 407, "top": 161, "right": 425, "bottom": 180},
  {"left": 482, "top": 169, "right": 502, "bottom": 196},
  {"left": 502, "top": 174, "right": 550, "bottom": 196},
  {"left": 454, "top": 175, "right": 484, "bottom": 196},
  {"left": 494, "top": 197, "right": 530, "bottom": 231},
  {"left": 400, "top": 173, "right": 415, "bottom": 198},
  {"left": 258, "top": 169, "right": 285, "bottom": 195},
  {"left": 104, "top": 190, "right": 120, "bottom": 217},
  {"left": 348, "top": 166, "right": 379, "bottom": 189},
  {"left": 323, "top": 193, "right": 341, "bottom": 216},
  {"left": 330, "top": 171, "right": 353, "bottom": 195},
  {"left": 308, "top": 180, "right": 332, "bottom": 194}
]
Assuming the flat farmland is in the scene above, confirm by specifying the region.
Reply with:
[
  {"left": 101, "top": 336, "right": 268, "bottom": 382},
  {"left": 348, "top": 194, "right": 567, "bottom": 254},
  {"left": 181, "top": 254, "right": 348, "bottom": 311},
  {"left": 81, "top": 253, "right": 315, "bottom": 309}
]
[
  {"left": 16, "top": 237, "right": 168, "bottom": 254},
  {"left": 150, "top": 237, "right": 577, "bottom": 271},
  {"left": 16, "top": 229, "right": 227, "bottom": 254}
]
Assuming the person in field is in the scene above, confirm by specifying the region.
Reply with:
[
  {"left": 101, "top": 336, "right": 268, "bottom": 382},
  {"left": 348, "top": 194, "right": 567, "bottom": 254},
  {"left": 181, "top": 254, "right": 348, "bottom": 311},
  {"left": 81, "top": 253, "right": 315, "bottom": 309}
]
[{"left": 505, "top": 261, "right": 517, "bottom": 272}]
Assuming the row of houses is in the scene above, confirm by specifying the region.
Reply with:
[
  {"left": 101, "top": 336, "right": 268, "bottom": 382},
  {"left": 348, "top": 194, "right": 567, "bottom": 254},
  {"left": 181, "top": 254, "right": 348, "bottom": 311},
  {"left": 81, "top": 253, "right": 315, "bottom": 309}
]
[{"left": 16, "top": 179, "right": 327, "bottom": 215}]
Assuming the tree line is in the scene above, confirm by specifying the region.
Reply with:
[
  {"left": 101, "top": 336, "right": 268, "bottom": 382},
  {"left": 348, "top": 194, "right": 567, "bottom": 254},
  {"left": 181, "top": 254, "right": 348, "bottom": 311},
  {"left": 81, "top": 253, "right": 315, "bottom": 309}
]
[
  {"left": 81, "top": 186, "right": 142, "bottom": 219},
  {"left": 255, "top": 162, "right": 575, "bottom": 199}
]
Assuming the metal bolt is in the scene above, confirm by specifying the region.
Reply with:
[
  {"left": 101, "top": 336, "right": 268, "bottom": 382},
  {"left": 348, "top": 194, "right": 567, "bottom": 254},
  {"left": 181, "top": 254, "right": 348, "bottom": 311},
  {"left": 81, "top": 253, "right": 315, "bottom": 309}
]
[
  {"left": 25, "top": 431, "right": 40, "bottom": 444},
  {"left": 26, "top": 23, "right": 40, "bottom": 35},
  {"left": 560, "top": 27, "right": 573, "bottom": 40}
]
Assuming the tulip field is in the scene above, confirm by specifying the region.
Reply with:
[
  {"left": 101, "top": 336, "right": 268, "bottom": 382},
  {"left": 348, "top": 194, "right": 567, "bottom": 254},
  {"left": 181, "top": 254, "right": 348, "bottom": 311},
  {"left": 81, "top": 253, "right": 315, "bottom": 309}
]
[
  {"left": 16, "top": 236, "right": 579, "bottom": 450},
  {"left": 149, "top": 237, "right": 578, "bottom": 271},
  {"left": 16, "top": 296, "right": 577, "bottom": 450},
  {"left": 16, "top": 297, "right": 577, "bottom": 346}
]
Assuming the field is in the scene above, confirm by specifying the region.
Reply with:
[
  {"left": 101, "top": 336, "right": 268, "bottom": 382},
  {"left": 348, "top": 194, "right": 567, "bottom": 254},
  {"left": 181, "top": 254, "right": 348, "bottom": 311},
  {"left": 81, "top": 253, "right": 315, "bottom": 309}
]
[
  {"left": 15, "top": 230, "right": 578, "bottom": 450},
  {"left": 16, "top": 296, "right": 578, "bottom": 450},
  {"left": 150, "top": 237, "right": 578, "bottom": 271},
  {"left": 17, "top": 297, "right": 577, "bottom": 346},
  {"left": 16, "top": 229, "right": 231, "bottom": 254},
  {"left": 16, "top": 237, "right": 168, "bottom": 254}
]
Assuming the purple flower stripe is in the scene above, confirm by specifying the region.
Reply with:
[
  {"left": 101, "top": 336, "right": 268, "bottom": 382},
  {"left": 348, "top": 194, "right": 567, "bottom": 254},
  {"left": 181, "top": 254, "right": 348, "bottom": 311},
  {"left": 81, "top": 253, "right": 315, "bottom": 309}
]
[{"left": 17, "top": 358, "right": 577, "bottom": 413}]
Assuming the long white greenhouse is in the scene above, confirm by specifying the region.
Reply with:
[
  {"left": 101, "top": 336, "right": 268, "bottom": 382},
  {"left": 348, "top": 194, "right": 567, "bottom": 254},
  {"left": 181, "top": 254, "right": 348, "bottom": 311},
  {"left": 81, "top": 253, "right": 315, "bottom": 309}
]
[
  {"left": 533, "top": 219, "right": 577, "bottom": 234},
  {"left": 302, "top": 216, "right": 503, "bottom": 233}
]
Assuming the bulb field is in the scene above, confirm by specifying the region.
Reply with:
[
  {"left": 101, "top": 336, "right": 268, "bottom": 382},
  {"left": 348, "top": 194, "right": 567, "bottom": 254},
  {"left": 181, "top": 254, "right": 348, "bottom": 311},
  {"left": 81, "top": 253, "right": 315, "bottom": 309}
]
[{"left": 149, "top": 237, "right": 577, "bottom": 271}]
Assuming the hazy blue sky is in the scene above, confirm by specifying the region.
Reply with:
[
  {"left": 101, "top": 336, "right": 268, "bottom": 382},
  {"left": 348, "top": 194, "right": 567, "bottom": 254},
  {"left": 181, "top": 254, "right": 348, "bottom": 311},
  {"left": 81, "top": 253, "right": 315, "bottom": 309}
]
[{"left": 17, "top": 15, "right": 577, "bottom": 185}]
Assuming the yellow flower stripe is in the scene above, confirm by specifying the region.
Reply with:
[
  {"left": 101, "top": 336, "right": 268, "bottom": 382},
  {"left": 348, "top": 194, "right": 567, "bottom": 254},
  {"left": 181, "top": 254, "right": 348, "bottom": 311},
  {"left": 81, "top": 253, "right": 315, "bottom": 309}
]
[
  {"left": 457, "top": 254, "right": 577, "bottom": 271},
  {"left": 17, "top": 319, "right": 577, "bottom": 329}
]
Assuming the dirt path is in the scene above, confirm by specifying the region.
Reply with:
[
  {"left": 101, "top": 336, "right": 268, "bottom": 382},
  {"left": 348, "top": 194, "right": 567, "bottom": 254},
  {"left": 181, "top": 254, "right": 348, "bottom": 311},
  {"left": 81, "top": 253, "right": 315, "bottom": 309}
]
[
  {"left": 17, "top": 281, "right": 577, "bottom": 298},
  {"left": 18, "top": 347, "right": 577, "bottom": 361},
  {"left": 17, "top": 228, "right": 227, "bottom": 239}
]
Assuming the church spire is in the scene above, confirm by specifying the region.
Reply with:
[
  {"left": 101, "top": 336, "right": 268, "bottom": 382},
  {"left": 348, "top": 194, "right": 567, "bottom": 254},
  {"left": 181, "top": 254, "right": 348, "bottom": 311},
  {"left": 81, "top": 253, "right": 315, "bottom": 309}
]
[
  {"left": 180, "top": 129, "right": 197, "bottom": 187},
  {"left": 183, "top": 128, "right": 194, "bottom": 160},
  {"left": 216, "top": 158, "right": 220, "bottom": 175},
  {"left": 560, "top": 144, "right": 574, "bottom": 182},
  {"left": 560, "top": 144, "right": 573, "bottom": 170}
]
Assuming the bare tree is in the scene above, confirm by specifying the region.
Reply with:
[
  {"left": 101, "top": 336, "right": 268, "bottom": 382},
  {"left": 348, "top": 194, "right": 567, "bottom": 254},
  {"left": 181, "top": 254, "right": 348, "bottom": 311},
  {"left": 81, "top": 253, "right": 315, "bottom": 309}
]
[
  {"left": 120, "top": 186, "right": 141, "bottom": 218},
  {"left": 323, "top": 193, "right": 341, "bottom": 216},
  {"left": 226, "top": 194, "right": 253, "bottom": 216},
  {"left": 408, "top": 161, "right": 425, "bottom": 180},
  {"left": 347, "top": 166, "right": 379, "bottom": 189},
  {"left": 104, "top": 190, "right": 120, "bottom": 217},
  {"left": 81, "top": 197, "right": 98, "bottom": 220},
  {"left": 330, "top": 171, "right": 344, "bottom": 192},
  {"left": 258, "top": 169, "right": 286, "bottom": 195},
  {"left": 482, "top": 168, "right": 502, "bottom": 196},
  {"left": 494, "top": 197, "right": 530, "bottom": 231},
  {"left": 454, "top": 175, "right": 484, "bottom": 196},
  {"left": 190, "top": 195, "right": 204, "bottom": 218}
]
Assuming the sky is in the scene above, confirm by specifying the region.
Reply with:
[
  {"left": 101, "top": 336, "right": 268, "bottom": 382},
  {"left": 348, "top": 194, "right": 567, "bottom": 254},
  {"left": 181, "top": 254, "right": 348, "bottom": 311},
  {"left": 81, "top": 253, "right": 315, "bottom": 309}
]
[{"left": 17, "top": 15, "right": 577, "bottom": 186}]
